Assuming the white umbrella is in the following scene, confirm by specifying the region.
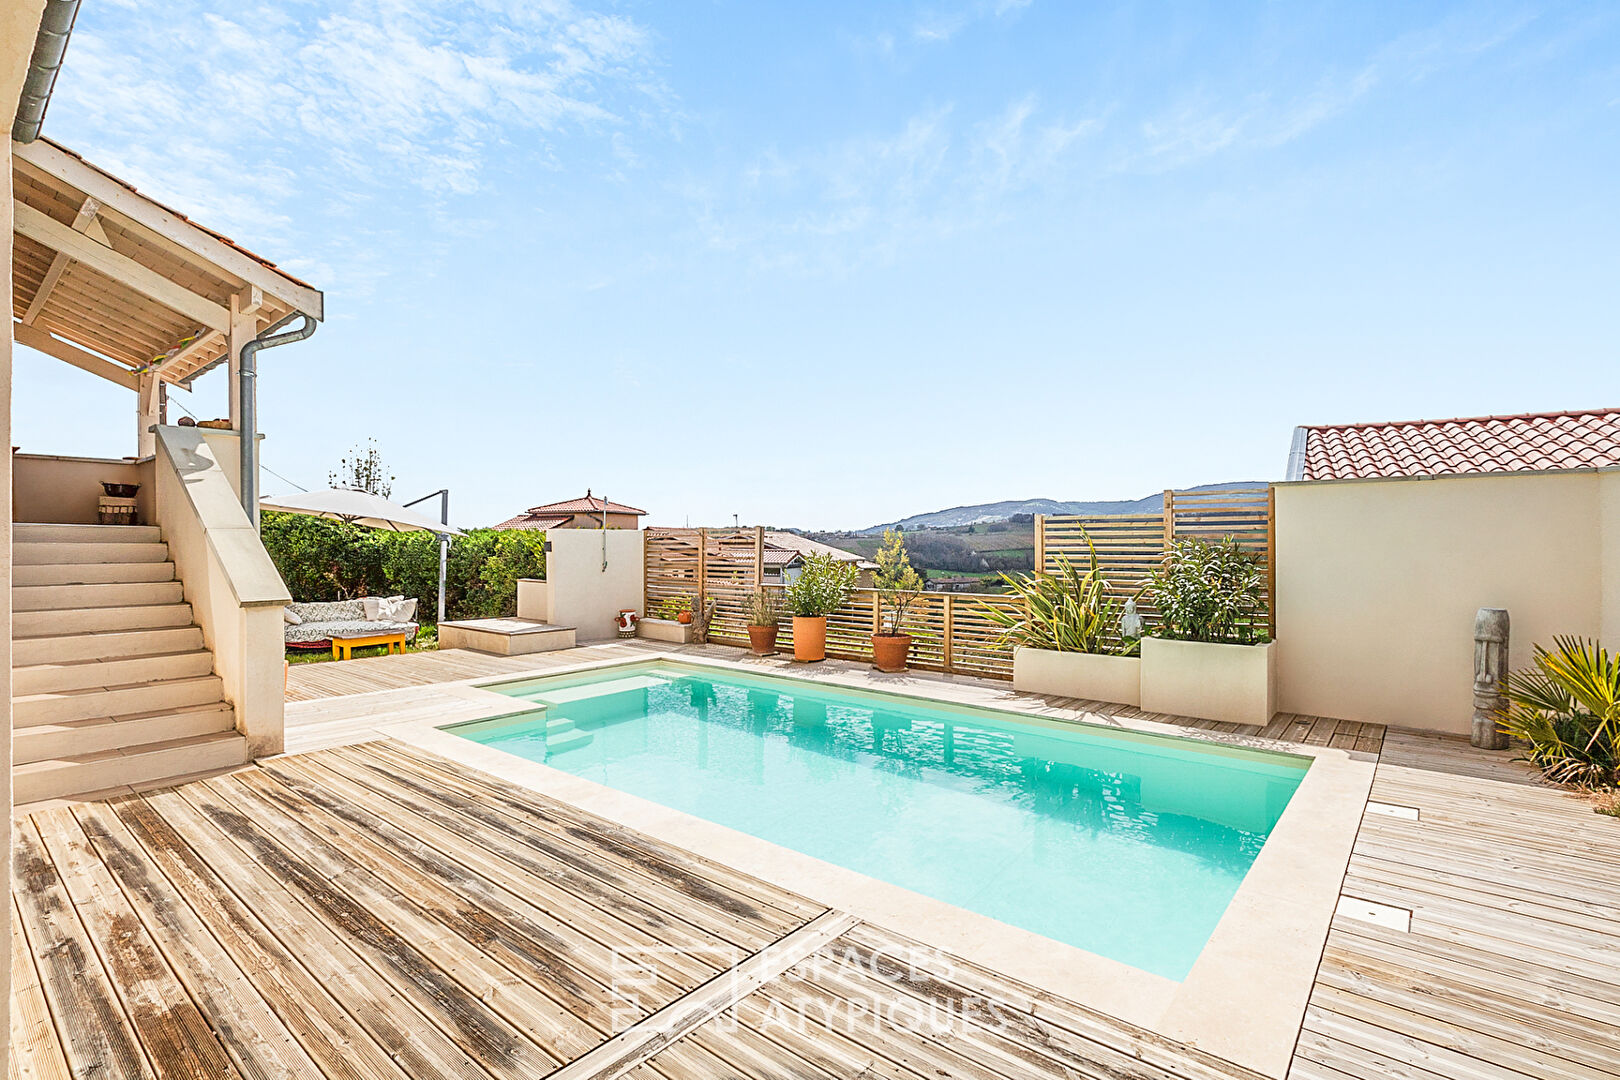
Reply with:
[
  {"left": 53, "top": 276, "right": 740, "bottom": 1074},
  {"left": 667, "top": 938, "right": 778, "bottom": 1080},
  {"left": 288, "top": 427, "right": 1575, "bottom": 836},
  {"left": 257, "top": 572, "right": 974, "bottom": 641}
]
[
  {"left": 260, "top": 487, "right": 464, "bottom": 624},
  {"left": 259, "top": 488, "right": 464, "bottom": 535}
]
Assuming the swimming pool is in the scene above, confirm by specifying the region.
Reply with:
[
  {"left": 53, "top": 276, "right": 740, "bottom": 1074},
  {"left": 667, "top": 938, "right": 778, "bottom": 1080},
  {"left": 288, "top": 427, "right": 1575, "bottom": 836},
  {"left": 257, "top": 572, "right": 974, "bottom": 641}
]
[{"left": 453, "top": 662, "right": 1308, "bottom": 981}]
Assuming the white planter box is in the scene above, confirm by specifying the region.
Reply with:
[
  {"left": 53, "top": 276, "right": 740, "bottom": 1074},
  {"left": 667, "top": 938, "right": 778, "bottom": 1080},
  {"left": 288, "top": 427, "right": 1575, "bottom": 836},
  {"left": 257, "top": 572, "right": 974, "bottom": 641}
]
[
  {"left": 1140, "top": 637, "right": 1277, "bottom": 725},
  {"left": 1012, "top": 648, "right": 1141, "bottom": 706},
  {"left": 638, "top": 617, "right": 695, "bottom": 644}
]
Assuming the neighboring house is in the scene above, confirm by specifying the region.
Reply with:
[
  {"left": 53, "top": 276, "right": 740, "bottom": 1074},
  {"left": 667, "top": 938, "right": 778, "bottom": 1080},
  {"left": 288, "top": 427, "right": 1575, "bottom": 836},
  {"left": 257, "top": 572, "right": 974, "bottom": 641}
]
[
  {"left": 493, "top": 491, "right": 647, "bottom": 531},
  {"left": 725, "top": 531, "right": 877, "bottom": 586},
  {"left": 1275, "top": 406, "right": 1620, "bottom": 735}
]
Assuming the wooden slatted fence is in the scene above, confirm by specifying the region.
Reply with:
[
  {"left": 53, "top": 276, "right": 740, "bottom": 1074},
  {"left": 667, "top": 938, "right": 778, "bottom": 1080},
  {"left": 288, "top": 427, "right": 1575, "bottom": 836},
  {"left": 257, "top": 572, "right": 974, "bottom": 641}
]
[
  {"left": 1037, "top": 484, "right": 1275, "bottom": 634},
  {"left": 643, "top": 528, "right": 1022, "bottom": 679}
]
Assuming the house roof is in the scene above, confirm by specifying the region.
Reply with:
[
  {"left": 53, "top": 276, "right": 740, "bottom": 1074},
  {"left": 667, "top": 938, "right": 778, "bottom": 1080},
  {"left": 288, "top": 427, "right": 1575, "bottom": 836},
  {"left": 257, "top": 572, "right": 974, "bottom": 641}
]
[
  {"left": 1287, "top": 408, "right": 1620, "bottom": 482},
  {"left": 490, "top": 513, "right": 570, "bottom": 532},
  {"left": 11, "top": 138, "right": 324, "bottom": 387},
  {"left": 524, "top": 492, "right": 647, "bottom": 516},
  {"left": 763, "top": 532, "right": 877, "bottom": 569}
]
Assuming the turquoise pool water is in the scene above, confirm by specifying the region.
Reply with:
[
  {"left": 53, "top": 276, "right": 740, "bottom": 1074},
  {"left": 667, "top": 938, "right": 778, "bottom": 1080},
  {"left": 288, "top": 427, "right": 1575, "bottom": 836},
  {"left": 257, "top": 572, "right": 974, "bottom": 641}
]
[{"left": 457, "top": 663, "right": 1306, "bottom": 980}]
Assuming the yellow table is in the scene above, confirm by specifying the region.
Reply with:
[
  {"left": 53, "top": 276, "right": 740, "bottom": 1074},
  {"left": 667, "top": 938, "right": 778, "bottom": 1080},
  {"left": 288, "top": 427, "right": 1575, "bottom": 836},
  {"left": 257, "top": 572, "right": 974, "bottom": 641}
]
[{"left": 331, "top": 631, "right": 408, "bottom": 660}]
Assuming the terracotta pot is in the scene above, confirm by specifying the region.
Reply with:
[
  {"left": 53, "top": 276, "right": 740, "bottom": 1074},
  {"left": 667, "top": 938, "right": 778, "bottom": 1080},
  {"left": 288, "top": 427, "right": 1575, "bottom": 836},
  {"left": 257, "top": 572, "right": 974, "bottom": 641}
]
[
  {"left": 871, "top": 634, "right": 912, "bottom": 673},
  {"left": 677, "top": 611, "right": 694, "bottom": 624},
  {"left": 747, "top": 624, "right": 779, "bottom": 655},
  {"left": 792, "top": 616, "right": 827, "bottom": 662}
]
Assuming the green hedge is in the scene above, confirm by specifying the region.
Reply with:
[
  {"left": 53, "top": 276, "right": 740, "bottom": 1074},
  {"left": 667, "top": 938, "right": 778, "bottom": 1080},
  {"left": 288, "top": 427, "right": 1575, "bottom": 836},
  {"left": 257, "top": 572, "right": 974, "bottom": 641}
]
[{"left": 260, "top": 512, "right": 546, "bottom": 624}]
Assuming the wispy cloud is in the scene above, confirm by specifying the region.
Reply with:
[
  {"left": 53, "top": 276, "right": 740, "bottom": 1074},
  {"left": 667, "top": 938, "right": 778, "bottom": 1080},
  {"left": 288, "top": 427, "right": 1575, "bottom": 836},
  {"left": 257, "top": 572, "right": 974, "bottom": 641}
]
[
  {"left": 692, "top": 94, "right": 1103, "bottom": 272},
  {"left": 46, "top": 0, "right": 666, "bottom": 291},
  {"left": 1119, "top": 7, "right": 1536, "bottom": 173}
]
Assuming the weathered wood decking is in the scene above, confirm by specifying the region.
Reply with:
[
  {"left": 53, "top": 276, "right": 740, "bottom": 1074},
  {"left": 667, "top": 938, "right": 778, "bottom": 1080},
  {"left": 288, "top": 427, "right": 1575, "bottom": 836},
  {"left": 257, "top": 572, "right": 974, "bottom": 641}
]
[
  {"left": 14, "top": 642, "right": 1618, "bottom": 1078},
  {"left": 9, "top": 741, "right": 1262, "bottom": 1080}
]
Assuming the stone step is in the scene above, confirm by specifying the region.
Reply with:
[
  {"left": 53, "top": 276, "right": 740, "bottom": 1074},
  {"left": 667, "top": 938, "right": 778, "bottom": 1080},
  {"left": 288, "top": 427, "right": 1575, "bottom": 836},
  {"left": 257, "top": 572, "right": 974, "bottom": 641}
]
[
  {"left": 14, "top": 603, "right": 195, "bottom": 637},
  {"left": 13, "top": 731, "right": 248, "bottom": 806},
  {"left": 13, "top": 649, "right": 216, "bottom": 696},
  {"left": 14, "top": 541, "right": 169, "bottom": 565},
  {"left": 14, "top": 674, "right": 226, "bottom": 728},
  {"left": 13, "top": 560, "right": 176, "bottom": 586},
  {"left": 12, "top": 625, "right": 205, "bottom": 667},
  {"left": 14, "top": 523, "right": 163, "bottom": 544},
  {"left": 13, "top": 580, "right": 185, "bottom": 612},
  {"left": 14, "top": 702, "right": 236, "bottom": 766}
]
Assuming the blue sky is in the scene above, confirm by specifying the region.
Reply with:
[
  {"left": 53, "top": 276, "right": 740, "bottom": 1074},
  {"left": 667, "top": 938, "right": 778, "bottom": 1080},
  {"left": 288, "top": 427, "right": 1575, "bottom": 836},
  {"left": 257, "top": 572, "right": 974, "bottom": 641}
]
[{"left": 16, "top": 1, "right": 1619, "bottom": 529}]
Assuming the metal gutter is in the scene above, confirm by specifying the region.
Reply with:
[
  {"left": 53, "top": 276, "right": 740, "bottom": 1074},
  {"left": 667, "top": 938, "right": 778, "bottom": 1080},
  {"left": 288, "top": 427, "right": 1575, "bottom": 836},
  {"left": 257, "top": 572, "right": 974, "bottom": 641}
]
[
  {"left": 12, "top": 0, "right": 82, "bottom": 143},
  {"left": 239, "top": 312, "right": 317, "bottom": 523}
]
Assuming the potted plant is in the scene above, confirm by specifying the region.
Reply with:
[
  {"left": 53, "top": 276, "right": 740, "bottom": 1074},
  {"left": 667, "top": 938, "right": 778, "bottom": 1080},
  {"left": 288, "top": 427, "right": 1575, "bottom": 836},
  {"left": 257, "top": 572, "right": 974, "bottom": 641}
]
[
  {"left": 1139, "top": 536, "right": 1275, "bottom": 724},
  {"left": 783, "top": 552, "right": 857, "bottom": 662},
  {"left": 981, "top": 536, "right": 1141, "bottom": 704},
  {"left": 744, "top": 589, "right": 782, "bottom": 655},
  {"left": 871, "top": 530, "right": 923, "bottom": 672}
]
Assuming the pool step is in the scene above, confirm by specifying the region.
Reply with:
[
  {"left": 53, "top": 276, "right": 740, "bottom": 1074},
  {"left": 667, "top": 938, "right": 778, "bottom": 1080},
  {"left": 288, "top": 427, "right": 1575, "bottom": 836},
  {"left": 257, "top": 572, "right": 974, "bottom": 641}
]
[{"left": 543, "top": 716, "right": 592, "bottom": 754}]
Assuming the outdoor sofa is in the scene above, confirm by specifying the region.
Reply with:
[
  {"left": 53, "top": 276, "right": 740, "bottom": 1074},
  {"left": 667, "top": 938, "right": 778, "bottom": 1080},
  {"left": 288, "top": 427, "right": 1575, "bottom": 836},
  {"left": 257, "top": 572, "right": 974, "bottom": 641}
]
[{"left": 283, "top": 597, "right": 419, "bottom": 649}]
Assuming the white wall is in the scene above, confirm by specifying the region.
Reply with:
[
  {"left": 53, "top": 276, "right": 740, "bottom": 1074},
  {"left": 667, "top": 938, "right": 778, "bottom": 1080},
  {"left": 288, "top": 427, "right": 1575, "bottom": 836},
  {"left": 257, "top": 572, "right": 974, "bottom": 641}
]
[
  {"left": 542, "top": 529, "right": 645, "bottom": 641},
  {"left": 5, "top": 5, "right": 53, "bottom": 1066},
  {"left": 1275, "top": 469, "right": 1617, "bottom": 734}
]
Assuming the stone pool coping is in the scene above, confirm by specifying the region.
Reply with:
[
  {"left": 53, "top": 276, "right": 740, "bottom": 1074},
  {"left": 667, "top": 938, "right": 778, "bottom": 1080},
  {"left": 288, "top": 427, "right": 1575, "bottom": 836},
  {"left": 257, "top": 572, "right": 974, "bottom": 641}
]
[{"left": 375, "top": 652, "right": 1374, "bottom": 1079}]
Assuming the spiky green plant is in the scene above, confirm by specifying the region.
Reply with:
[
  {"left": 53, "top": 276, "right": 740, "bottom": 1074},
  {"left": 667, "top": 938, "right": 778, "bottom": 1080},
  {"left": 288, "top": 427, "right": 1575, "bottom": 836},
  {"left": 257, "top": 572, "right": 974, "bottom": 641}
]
[
  {"left": 980, "top": 537, "right": 1130, "bottom": 655},
  {"left": 1500, "top": 636, "right": 1620, "bottom": 787},
  {"left": 744, "top": 588, "right": 782, "bottom": 627}
]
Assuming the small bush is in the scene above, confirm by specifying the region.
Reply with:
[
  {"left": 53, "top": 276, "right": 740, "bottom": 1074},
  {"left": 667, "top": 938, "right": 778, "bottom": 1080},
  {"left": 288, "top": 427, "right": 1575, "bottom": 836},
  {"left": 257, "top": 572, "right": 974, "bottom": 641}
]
[
  {"left": 784, "top": 553, "right": 857, "bottom": 617},
  {"left": 1145, "top": 537, "right": 1268, "bottom": 645},
  {"left": 261, "top": 512, "right": 546, "bottom": 624}
]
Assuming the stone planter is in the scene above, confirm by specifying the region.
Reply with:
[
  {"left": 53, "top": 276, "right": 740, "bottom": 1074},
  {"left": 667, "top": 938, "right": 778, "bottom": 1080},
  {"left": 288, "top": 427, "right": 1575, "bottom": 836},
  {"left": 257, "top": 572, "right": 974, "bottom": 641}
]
[
  {"left": 638, "top": 617, "right": 695, "bottom": 644},
  {"left": 1140, "top": 637, "right": 1277, "bottom": 725},
  {"left": 1012, "top": 648, "right": 1141, "bottom": 706}
]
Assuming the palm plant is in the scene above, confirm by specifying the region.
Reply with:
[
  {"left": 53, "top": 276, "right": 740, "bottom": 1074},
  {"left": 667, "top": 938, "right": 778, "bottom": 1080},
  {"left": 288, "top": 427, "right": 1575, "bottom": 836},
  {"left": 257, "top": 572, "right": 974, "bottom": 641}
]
[
  {"left": 980, "top": 537, "right": 1130, "bottom": 655},
  {"left": 1500, "top": 636, "right": 1620, "bottom": 787}
]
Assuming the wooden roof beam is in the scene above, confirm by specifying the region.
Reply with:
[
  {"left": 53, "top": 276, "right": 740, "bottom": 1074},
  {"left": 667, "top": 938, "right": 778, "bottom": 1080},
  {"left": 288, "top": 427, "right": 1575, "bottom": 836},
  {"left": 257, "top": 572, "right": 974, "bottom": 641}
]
[
  {"left": 13, "top": 139, "right": 324, "bottom": 321},
  {"left": 21, "top": 194, "right": 102, "bottom": 325},
  {"left": 14, "top": 201, "right": 231, "bottom": 333},
  {"left": 13, "top": 322, "right": 140, "bottom": 391}
]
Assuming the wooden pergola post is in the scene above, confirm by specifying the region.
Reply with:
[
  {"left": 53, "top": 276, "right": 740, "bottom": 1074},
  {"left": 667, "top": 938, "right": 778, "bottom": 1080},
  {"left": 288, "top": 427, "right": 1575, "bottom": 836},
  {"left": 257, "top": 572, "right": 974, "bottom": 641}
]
[{"left": 135, "top": 373, "right": 161, "bottom": 457}]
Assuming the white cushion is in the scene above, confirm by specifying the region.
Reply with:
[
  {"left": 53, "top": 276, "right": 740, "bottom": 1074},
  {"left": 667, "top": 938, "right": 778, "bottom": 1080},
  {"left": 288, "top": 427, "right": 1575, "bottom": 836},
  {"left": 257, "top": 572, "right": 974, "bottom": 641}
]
[
  {"left": 379, "top": 596, "right": 417, "bottom": 622},
  {"left": 362, "top": 597, "right": 384, "bottom": 620},
  {"left": 283, "top": 608, "right": 302, "bottom": 625}
]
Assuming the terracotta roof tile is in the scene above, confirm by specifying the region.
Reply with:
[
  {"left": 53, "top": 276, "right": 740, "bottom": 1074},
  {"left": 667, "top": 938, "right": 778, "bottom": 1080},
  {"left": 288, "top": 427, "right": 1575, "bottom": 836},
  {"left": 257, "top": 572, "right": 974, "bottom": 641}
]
[
  {"left": 491, "top": 514, "right": 569, "bottom": 531},
  {"left": 1296, "top": 408, "right": 1620, "bottom": 481},
  {"left": 524, "top": 493, "right": 647, "bottom": 515}
]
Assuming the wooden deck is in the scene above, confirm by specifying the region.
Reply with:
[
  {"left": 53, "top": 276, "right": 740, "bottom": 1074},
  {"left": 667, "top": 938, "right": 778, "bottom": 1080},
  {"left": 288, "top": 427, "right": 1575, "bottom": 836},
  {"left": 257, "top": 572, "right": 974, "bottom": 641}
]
[
  {"left": 15, "top": 641, "right": 1617, "bottom": 1078},
  {"left": 1290, "top": 730, "right": 1620, "bottom": 1080},
  {"left": 9, "top": 741, "right": 1262, "bottom": 1080}
]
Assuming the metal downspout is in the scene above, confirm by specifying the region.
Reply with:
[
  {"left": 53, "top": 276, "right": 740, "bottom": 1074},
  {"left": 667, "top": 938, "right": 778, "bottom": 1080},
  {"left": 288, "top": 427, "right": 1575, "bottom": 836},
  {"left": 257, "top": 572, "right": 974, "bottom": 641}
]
[
  {"left": 12, "top": 0, "right": 82, "bottom": 143},
  {"left": 239, "top": 313, "right": 316, "bottom": 523}
]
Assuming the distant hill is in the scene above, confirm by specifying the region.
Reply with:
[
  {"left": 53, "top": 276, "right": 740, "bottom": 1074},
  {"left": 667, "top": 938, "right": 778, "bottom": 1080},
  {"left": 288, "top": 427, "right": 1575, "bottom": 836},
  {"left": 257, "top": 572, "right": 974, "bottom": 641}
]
[{"left": 858, "top": 482, "right": 1263, "bottom": 534}]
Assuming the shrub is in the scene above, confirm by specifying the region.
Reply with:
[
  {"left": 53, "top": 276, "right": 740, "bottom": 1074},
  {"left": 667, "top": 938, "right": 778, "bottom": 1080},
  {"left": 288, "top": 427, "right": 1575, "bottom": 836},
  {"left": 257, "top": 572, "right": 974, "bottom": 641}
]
[
  {"left": 1145, "top": 537, "right": 1268, "bottom": 645},
  {"left": 982, "top": 536, "right": 1131, "bottom": 655},
  {"left": 1501, "top": 636, "right": 1620, "bottom": 787},
  {"left": 872, "top": 530, "right": 924, "bottom": 636},
  {"left": 744, "top": 589, "right": 781, "bottom": 627},
  {"left": 261, "top": 512, "right": 546, "bottom": 624},
  {"left": 784, "top": 553, "right": 858, "bottom": 617}
]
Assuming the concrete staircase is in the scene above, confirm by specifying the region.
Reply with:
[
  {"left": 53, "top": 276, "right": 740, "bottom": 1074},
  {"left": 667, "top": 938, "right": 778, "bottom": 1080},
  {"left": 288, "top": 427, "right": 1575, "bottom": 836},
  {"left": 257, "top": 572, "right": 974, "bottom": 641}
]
[{"left": 12, "top": 523, "right": 248, "bottom": 804}]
